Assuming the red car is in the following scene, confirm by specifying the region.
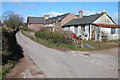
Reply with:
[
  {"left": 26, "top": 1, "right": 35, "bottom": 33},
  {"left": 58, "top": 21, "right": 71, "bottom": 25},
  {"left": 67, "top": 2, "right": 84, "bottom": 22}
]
[{"left": 61, "top": 31, "right": 76, "bottom": 39}]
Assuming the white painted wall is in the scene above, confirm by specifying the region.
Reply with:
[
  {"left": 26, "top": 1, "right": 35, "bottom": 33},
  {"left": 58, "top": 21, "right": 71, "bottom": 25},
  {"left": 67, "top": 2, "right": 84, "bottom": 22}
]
[
  {"left": 84, "top": 25, "right": 89, "bottom": 40},
  {"left": 93, "top": 13, "right": 119, "bottom": 40},
  {"left": 74, "top": 27, "right": 78, "bottom": 36},
  {"left": 44, "top": 23, "right": 54, "bottom": 27},
  {"left": 64, "top": 27, "right": 70, "bottom": 31},
  {"left": 78, "top": 25, "right": 82, "bottom": 36},
  {"left": 93, "top": 14, "right": 115, "bottom": 24},
  {"left": 89, "top": 25, "right": 92, "bottom": 40},
  {"left": 70, "top": 26, "right": 75, "bottom": 33},
  {"left": 101, "top": 27, "right": 119, "bottom": 40}
]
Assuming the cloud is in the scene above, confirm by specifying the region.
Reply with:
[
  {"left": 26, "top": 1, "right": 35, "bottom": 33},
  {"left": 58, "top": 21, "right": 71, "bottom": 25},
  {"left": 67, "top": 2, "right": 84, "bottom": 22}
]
[
  {"left": 72, "top": 6, "right": 101, "bottom": 15},
  {"left": 14, "top": 0, "right": 20, "bottom": 1},
  {"left": 22, "top": 4, "right": 36, "bottom": 10},
  {"left": 82, "top": 10, "right": 101, "bottom": 15},
  {"left": 71, "top": 6, "right": 86, "bottom": 14},
  {"left": 42, "top": 11, "right": 64, "bottom": 17},
  {"left": 109, "top": 13, "right": 119, "bottom": 24},
  {"left": 12, "top": 2, "right": 36, "bottom": 10}
]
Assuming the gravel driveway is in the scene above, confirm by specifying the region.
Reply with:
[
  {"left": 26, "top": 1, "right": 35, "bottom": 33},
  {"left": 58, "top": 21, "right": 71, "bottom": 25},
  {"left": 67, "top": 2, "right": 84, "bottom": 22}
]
[{"left": 16, "top": 31, "right": 118, "bottom": 78}]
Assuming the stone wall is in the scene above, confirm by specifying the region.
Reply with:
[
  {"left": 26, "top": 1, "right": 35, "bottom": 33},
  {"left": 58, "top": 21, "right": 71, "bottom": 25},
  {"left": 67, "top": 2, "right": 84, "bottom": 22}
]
[{"left": 28, "top": 23, "right": 44, "bottom": 31}]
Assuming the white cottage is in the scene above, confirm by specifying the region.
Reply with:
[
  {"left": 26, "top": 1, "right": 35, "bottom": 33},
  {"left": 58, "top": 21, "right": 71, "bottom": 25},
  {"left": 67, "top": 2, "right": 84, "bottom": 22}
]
[{"left": 62, "top": 11, "right": 120, "bottom": 41}]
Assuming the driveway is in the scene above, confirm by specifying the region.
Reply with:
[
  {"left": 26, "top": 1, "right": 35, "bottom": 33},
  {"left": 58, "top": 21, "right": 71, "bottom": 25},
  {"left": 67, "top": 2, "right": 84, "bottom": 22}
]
[{"left": 16, "top": 31, "right": 118, "bottom": 78}]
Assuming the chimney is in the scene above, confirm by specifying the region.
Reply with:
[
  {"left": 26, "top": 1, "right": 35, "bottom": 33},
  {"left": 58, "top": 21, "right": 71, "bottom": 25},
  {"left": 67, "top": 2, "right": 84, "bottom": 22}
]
[
  {"left": 44, "top": 15, "right": 50, "bottom": 19},
  {"left": 101, "top": 9, "right": 106, "bottom": 14},
  {"left": 78, "top": 10, "right": 83, "bottom": 18}
]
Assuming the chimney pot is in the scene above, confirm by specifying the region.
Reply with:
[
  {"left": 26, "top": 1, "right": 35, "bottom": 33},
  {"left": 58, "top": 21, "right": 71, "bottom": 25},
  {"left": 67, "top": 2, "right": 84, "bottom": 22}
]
[
  {"left": 78, "top": 10, "right": 83, "bottom": 18},
  {"left": 78, "top": 10, "right": 83, "bottom": 14},
  {"left": 44, "top": 15, "right": 50, "bottom": 19},
  {"left": 101, "top": 9, "right": 107, "bottom": 14}
]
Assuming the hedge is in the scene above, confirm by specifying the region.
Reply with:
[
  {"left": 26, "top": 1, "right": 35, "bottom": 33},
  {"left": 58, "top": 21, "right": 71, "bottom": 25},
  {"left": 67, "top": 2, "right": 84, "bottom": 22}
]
[{"left": 35, "top": 30, "right": 73, "bottom": 45}]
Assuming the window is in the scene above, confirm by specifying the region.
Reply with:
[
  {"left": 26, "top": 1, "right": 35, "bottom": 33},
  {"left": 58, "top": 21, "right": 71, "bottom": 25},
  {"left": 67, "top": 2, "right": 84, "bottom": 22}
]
[
  {"left": 64, "top": 27, "right": 70, "bottom": 31},
  {"left": 111, "top": 28, "right": 115, "bottom": 34},
  {"left": 118, "top": 28, "right": 120, "bottom": 34},
  {"left": 115, "top": 28, "right": 120, "bottom": 34}
]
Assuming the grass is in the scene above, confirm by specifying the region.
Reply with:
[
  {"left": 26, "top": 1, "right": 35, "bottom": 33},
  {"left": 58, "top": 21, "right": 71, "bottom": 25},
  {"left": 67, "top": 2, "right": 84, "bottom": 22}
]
[
  {"left": 109, "top": 39, "right": 120, "bottom": 43},
  {"left": 2, "top": 61, "right": 15, "bottom": 78},
  {"left": 83, "top": 40, "right": 119, "bottom": 50},
  {"left": 22, "top": 31, "right": 119, "bottom": 51},
  {"left": 2, "top": 67, "right": 9, "bottom": 77}
]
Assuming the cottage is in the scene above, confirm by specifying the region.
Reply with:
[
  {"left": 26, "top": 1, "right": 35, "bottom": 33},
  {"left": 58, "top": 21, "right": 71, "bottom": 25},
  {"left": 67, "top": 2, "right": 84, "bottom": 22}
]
[
  {"left": 27, "top": 13, "right": 78, "bottom": 31},
  {"left": 62, "top": 10, "right": 120, "bottom": 41},
  {"left": 27, "top": 17, "right": 45, "bottom": 31}
]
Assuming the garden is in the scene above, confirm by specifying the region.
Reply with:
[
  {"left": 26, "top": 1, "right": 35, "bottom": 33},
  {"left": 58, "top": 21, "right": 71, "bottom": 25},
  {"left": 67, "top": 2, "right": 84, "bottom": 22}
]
[{"left": 22, "top": 27, "right": 119, "bottom": 51}]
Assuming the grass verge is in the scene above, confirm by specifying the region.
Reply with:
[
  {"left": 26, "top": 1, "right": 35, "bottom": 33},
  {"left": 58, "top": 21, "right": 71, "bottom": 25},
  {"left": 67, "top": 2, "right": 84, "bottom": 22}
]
[{"left": 22, "top": 31, "right": 119, "bottom": 51}]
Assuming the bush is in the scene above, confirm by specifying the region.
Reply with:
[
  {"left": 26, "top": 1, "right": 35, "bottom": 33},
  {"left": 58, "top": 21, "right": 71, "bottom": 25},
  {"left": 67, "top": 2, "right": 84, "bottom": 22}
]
[
  {"left": 102, "top": 37, "right": 109, "bottom": 42},
  {"left": 2, "top": 28, "right": 23, "bottom": 77},
  {"left": 35, "top": 30, "right": 73, "bottom": 45},
  {"left": 21, "top": 27, "right": 28, "bottom": 31},
  {"left": 2, "top": 67, "right": 9, "bottom": 77},
  {"left": 76, "top": 35, "right": 82, "bottom": 40},
  {"left": 2, "top": 28, "right": 23, "bottom": 64}
]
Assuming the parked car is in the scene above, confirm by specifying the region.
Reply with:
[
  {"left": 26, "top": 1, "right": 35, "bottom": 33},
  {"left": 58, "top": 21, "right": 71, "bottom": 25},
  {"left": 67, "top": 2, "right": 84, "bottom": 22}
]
[{"left": 61, "top": 31, "right": 76, "bottom": 39}]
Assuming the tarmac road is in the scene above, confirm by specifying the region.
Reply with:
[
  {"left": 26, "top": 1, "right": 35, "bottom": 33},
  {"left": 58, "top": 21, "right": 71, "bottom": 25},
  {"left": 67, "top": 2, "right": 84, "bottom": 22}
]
[{"left": 16, "top": 31, "right": 118, "bottom": 78}]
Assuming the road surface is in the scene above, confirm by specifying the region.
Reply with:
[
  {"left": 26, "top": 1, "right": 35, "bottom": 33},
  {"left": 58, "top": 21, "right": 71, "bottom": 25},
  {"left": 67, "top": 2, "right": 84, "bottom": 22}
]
[{"left": 16, "top": 31, "right": 118, "bottom": 78}]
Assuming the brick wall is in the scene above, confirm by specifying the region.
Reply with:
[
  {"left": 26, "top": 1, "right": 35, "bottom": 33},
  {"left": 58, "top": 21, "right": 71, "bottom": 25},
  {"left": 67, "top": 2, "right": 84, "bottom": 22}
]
[
  {"left": 61, "top": 13, "right": 78, "bottom": 26},
  {"left": 54, "top": 13, "right": 78, "bottom": 31}
]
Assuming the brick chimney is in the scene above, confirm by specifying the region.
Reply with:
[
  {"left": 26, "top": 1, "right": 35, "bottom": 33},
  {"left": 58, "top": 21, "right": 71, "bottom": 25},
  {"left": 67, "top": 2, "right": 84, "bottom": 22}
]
[
  {"left": 78, "top": 10, "right": 83, "bottom": 18},
  {"left": 44, "top": 15, "right": 50, "bottom": 19}
]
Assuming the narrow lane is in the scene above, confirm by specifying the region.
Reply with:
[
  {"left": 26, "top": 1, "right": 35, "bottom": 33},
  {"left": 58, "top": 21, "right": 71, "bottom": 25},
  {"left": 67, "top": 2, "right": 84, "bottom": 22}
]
[{"left": 16, "top": 31, "right": 118, "bottom": 78}]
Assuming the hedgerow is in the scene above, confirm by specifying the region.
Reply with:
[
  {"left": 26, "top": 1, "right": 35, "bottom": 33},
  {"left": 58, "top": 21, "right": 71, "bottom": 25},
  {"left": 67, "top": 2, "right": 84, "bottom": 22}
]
[{"left": 35, "top": 29, "right": 73, "bottom": 45}]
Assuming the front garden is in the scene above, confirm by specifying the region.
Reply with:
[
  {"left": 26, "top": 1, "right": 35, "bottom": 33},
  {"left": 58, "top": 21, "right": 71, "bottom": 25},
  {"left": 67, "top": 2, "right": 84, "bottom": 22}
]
[{"left": 22, "top": 28, "right": 119, "bottom": 51}]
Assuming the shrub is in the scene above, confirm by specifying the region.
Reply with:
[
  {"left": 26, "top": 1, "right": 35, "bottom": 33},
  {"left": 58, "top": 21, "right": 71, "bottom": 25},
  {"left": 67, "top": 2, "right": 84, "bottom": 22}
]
[
  {"left": 21, "top": 27, "right": 28, "bottom": 31},
  {"left": 2, "top": 28, "right": 23, "bottom": 77},
  {"left": 76, "top": 35, "right": 82, "bottom": 40},
  {"left": 35, "top": 30, "right": 73, "bottom": 45},
  {"left": 2, "top": 67, "right": 9, "bottom": 77},
  {"left": 102, "top": 37, "right": 109, "bottom": 42}
]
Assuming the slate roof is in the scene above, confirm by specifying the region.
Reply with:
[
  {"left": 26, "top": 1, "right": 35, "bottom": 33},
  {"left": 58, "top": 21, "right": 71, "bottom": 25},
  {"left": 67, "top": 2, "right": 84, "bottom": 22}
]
[
  {"left": 46, "top": 13, "right": 70, "bottom": 23},
  {"left": 63, "top": 14, "right": 103, "bottom": 27},
  {"left": 27, "top": 17, "right": 46, "bottom": 24},
  {"left": 27, "top": 13, "right": 70, "bottom": 24}
]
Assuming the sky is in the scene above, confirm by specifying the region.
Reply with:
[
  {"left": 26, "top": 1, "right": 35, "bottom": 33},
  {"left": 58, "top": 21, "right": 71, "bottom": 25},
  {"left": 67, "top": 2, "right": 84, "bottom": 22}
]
[
  {"left": 2, "top": 0, "right": 120, "bottom": 2},
  {"left": 2, "top": 2, "right": 119, "bottom": 24}
]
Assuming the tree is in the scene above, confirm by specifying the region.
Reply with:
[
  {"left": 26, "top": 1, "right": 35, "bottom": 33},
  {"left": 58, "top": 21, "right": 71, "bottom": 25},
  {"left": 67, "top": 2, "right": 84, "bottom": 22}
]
[{"left": 3, "top": 11, "right": 25, "bottom": 29}]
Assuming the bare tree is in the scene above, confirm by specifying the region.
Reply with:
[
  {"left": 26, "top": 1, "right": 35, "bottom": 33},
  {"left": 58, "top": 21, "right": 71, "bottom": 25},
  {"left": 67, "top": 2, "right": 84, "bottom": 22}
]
[{"left": 3, "top": 11, "right": 25, "bottom": 29}]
